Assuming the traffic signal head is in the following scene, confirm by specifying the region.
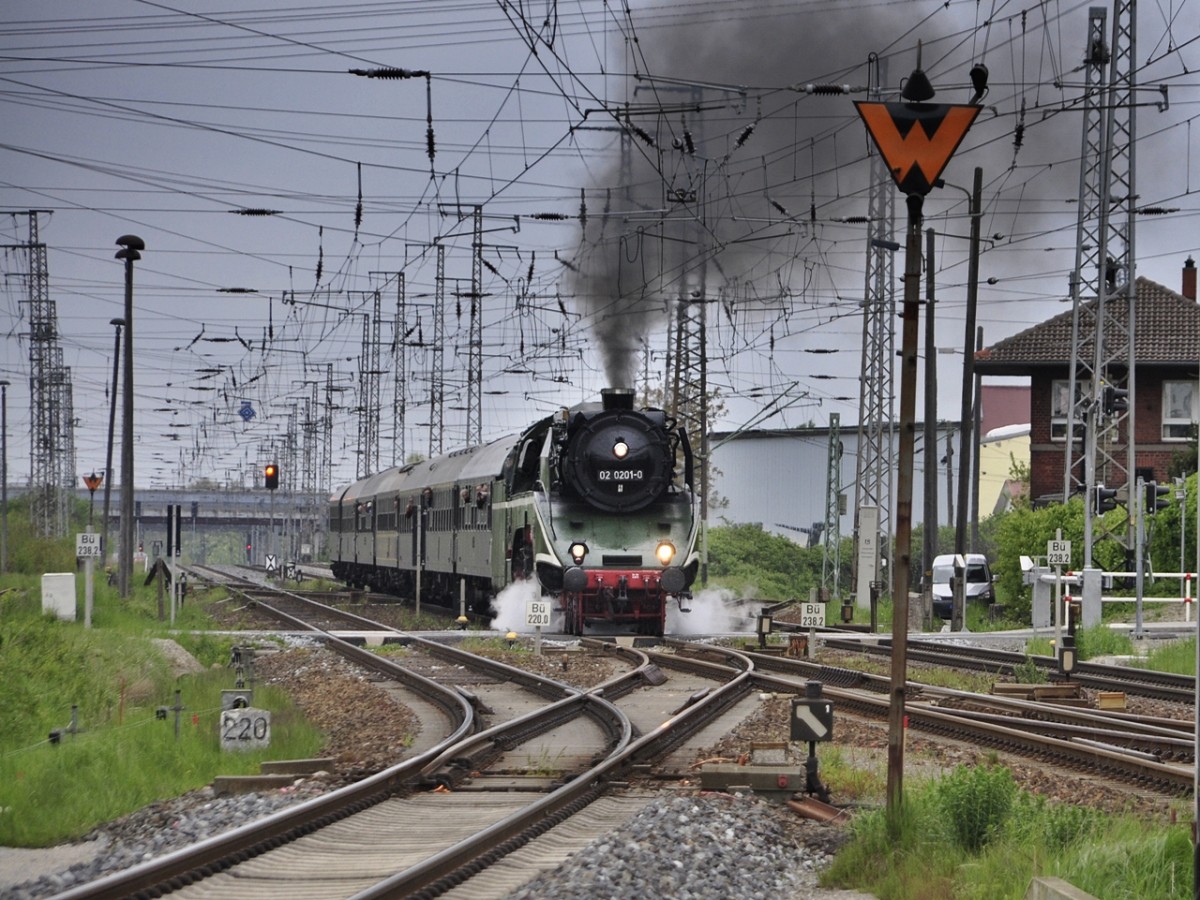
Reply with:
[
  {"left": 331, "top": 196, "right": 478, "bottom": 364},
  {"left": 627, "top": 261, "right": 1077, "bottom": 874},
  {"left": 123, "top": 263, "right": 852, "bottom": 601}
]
[
  {"left": 264, "top": 463, "right": 279, "bottom": 490},
  {"left": 1144, "top": 480, "right": 1170, "bottom": 514},
  {"left": 1094, "top": 484, "right": 1118, "bottom": 515},
  {"left": 1101, "top": 384, "right": 1129, "bottom": 414}
]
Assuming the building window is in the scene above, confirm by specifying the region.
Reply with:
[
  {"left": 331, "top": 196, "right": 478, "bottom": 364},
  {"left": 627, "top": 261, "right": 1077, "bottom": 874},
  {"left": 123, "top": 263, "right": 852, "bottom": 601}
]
[
  {"left": 1162, "top": 380, "right": 1198, "bottom": 441},
  {"left": 1050, "top": 379, "right": 1085, "bottom": 441}
]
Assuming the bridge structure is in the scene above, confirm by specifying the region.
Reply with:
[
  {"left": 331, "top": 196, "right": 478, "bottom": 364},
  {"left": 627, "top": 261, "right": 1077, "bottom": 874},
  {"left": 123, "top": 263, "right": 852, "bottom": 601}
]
[{"left": 13, "top": 486, "right": 328, "bottom": 568}]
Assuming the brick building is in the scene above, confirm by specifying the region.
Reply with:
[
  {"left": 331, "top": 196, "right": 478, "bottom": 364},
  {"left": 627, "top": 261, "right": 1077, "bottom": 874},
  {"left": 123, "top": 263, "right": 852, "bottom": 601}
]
[{"left": 974, "top": 259, "right": 1200, "bottom": 502}]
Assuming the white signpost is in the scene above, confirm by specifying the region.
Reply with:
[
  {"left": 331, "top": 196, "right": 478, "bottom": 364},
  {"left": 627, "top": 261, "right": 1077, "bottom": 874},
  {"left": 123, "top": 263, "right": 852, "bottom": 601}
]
[
  {"left": 1047, "top": 539, "right": 1072, "bottom": 567},
  {"left": 799, "top": 602, "right": 826, "bottom": 628},
  {"left": 525, "top": 598, "right": 552, "bottom": 627},
  {"left": 1047, "top": 535, "right": 1072, "bottom": 644},
  {"left": 220, "top": 707, "right": 271, "bottom": 752},
  {"left": 76, "top": 530, "right": 102, "bottom": 629},
  {"left": 526, "top": 597, "right": 552, "bottom": 656},
  {"left": 76, "top": 532, "right": 102, "bottom": 558}
]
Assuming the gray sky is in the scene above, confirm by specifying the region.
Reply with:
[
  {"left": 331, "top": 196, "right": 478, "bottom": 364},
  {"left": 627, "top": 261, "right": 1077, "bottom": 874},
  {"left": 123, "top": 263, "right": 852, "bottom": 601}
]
[{"left": 2, "top": 0, "right": 1198, "bottom": 492}]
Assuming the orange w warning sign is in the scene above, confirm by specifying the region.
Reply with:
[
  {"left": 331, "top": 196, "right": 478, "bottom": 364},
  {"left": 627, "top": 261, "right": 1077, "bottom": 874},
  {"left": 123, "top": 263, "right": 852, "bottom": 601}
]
[{"left": 854, "top": 102, "right": 979, "bottom": 196}]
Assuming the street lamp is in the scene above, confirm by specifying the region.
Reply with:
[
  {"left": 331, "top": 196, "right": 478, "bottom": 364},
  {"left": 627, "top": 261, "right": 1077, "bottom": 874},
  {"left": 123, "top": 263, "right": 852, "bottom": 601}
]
[
  {"left": 101, "top": 317, "right": 124, "bottom": 568},
  {"left": 115, "top": 235, "right": 144, "bottom": 598}
]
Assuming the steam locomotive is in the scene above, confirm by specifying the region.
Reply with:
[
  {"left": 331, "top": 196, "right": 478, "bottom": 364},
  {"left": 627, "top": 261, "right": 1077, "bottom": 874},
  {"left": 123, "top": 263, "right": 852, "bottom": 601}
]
[{"left": 328, "top": 388, "right": 699, "bottom": 635}]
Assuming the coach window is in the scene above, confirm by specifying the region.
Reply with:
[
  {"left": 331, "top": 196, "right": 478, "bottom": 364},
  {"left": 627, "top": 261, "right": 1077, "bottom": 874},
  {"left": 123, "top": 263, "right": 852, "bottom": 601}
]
[{"left": 1164, "top": 380, "right": 1199, "bottom": 440}]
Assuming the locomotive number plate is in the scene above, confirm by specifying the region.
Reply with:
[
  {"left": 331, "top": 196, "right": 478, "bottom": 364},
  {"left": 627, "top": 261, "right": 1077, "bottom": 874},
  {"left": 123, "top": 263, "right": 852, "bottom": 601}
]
[{"left": 598, "top": 469, "right": 644, "bottom": 482}]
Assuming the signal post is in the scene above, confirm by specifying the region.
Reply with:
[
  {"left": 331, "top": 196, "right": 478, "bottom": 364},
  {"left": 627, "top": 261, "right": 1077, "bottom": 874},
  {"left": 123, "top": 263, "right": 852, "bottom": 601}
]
[{"left": 855, "top": 51, "right": 979, "bottom": 828}]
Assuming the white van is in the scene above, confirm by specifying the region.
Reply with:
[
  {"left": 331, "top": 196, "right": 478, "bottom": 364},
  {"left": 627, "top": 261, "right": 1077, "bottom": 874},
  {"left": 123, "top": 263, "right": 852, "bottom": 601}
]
[{"left": 931, "top": 553, "right": 994, "bottom": 619}]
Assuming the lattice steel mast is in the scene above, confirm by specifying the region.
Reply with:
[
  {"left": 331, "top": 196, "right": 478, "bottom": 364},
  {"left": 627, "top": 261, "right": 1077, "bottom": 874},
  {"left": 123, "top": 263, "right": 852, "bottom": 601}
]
[
  {"left": 356, "top": 290, "right": 381, "bottom": 478},
  {"left": 466, "top": 206, "right": 484, "bottom": 446},
  {"left": 5, "top": 211, "right": 75, "bottom": 536},
  {"left": 429, "top": 244, "right": 446, "bottom": 456},
  {"left": 1062, "top": 3, "right": 1139, "bottom": 564},
  {"left": 392, "top": 273, "right": 407, "bottom": 466},
  {"left": 852, "top": 55, "right": 896, "bottom": 591}
]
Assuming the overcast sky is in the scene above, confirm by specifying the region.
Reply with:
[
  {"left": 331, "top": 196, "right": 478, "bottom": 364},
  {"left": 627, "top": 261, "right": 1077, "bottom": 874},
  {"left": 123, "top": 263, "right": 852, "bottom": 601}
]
[{"left": 2, "top": 0, "right": 1198, "bottom": 493}]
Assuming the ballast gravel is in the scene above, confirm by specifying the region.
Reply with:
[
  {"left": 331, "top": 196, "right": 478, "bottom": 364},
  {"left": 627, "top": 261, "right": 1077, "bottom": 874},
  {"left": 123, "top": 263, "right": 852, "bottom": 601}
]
[
  {"left": 0, "top": 786, "right": 327, "bottom": 900},
  {"left": 0, "top": 788, "right": 871, "bottom": 899},
  {"left": 510, "top": 792, "right": 866, "bottom": 900}
]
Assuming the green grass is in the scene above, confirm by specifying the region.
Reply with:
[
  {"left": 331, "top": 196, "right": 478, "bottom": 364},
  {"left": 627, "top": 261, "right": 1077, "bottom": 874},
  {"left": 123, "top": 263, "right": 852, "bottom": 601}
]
[
  {"left": 1138, "top": 636, "right": 1197, "bottom": 675},
  {"left": 1074, "top": 623, "right": 1134, "bottom": 659},
  {"left": 823, "top": 764, "right": 1193, "bottom": 899},
  {"left": 814, "top": 745, "right": 887, "bottom": 802},
  {"left": 0, "top": 573, "right": 323, "bottom": 847}
]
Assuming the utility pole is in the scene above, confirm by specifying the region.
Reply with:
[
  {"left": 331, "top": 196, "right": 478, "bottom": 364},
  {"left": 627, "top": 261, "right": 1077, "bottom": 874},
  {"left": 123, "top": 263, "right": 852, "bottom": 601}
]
[
  {"left": 822, "top": 413, "right": 843, "bottom": 599},
  {"left": 101, "top": 318, "right": 124, "bottom": 567},
  {"left": 956, "top": 167, "right": 984, "bottom": 558},
  {"left": 943, "top": 428, "right": 955, "bottom": 527},
  {"left": 115, "top": 234, "right": 144, "bottom": 598},
  {"left": 923, "top": 226, "right": 938, "bottom": 584},
  {"left": 0, "top": 380, "right": 8, "bottom": 573}
]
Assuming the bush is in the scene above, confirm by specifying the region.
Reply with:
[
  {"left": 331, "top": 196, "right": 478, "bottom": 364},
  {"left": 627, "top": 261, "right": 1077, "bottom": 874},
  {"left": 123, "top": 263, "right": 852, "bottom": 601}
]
[
  {"left": 706, "top": 523, "right": 841, "bottom": 600},
  {"left": 934, "top": 764, "right": 1018, "bottom": 852}
]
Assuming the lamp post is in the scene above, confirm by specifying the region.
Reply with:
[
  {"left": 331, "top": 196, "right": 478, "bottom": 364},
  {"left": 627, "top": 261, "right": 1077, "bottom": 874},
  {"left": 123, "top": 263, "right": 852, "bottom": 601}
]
[
  {"left": 101, "top": 317, "right": 124, "bottom": 569},
  {"left": 115, "top": 235, "right": 144, "bottom": 597},
  {"left": 0, "top": 379, "right": 8, "bottom": 573}
]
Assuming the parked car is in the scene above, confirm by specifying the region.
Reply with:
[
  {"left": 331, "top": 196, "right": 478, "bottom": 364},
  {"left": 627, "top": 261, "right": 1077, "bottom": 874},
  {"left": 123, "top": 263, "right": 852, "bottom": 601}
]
[{"left": 931, "top": 553, "right": 995, "bottom": 619}]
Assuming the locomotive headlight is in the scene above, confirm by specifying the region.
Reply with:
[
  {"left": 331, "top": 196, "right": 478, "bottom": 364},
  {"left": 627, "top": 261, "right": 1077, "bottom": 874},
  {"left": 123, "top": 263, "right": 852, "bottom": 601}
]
[
  {"left": 612, "top": 438, "right": 629, "bottom": 459},
  {"left": 569, "top": 541, "right": 588, "bottom": 564},
  {"left": 655, "top": 541, "right": 676, "bottom": 566}
]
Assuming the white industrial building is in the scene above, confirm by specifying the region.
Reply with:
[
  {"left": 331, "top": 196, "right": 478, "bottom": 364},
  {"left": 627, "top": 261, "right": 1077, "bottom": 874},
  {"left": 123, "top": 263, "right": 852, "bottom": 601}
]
[{"left": 709, "top": 411, "right": 1029, "bottom": 546}]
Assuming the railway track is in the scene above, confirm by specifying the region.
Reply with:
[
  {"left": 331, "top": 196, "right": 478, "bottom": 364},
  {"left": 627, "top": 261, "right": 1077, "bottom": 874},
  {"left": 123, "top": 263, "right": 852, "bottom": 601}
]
[
  {"left": 188, "top": 564, "right": 490, "bottom": 630},
  {"left": 735, "top": 644, "right": 1194, "bottom": 795},
  {"left": 821, "top": 634, "right": 1199, "bottom": 703},
  {"left": 54, "top": 574, "right": 763, "bottom": 899},
  {"left": 48, "top": 569, "right": 1193, "bottom": 897}
]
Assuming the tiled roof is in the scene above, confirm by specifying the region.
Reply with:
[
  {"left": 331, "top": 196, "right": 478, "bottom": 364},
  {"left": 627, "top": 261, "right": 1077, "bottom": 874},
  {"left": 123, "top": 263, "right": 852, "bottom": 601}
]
[{"left": 975, "top": 277, "right": 1200, "bottom": 372}]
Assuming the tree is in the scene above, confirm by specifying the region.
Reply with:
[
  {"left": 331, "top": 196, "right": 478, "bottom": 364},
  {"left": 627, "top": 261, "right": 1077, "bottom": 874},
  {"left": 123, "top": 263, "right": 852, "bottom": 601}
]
[
  {"left": 1166, "top": 425, "right": 1197, "bottom": 481},
  {"left": 706, "top": 523, "right": 830, "bottom": 601}
]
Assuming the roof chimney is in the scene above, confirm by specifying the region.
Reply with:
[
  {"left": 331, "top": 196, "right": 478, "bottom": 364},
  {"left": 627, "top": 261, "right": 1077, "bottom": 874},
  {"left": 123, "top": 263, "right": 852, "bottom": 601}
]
[{"left": 1184, "top": 256, "right": 1196, "bottom": 301}]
